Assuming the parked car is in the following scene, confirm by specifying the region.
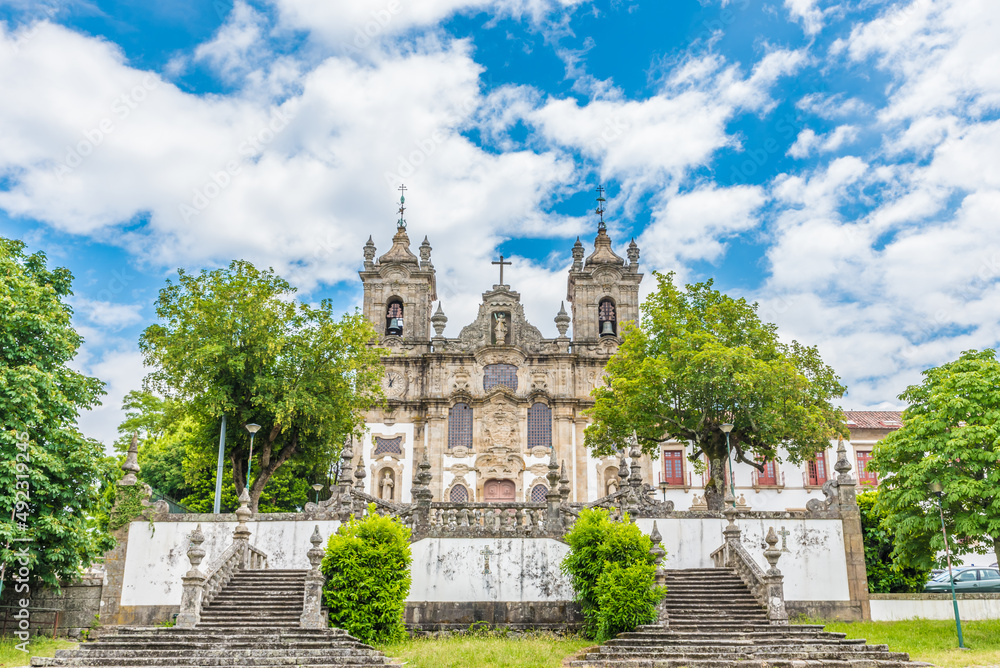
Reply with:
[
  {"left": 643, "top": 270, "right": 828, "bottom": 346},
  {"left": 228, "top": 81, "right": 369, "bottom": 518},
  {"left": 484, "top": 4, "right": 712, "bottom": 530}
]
[{"left": 924, "top": 567, "right": 1000, "bottom": 593}]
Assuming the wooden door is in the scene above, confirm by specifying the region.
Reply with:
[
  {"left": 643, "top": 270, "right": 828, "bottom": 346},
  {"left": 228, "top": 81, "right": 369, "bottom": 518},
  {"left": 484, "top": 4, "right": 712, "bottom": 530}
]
[{"left": 483, "top": 479, "right": 516, "bottom": 502}]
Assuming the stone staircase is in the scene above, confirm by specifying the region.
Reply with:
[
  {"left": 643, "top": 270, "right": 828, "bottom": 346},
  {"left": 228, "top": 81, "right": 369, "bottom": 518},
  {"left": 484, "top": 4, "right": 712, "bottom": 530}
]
[
  {"left": 32, "top": 569, "right": 398, "bottom": 668},
  {"left": 570, "top": 568, "right": 931, "bottom": 667}
]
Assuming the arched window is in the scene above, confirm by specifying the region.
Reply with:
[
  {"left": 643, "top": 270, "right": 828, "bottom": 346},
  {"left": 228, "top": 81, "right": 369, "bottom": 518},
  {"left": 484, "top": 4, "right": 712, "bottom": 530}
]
[
  {"left": 598, "top": 298, "right": 617, "bottom": 337},
  {"left": 448, "top": 403, "right": 473, "bottom": 449},
  {"left": 483, "top": 364, "right": 518, "bottom": 391},
  {"left": 530, "top": 484, "right": 548, "bottom": 503},
  {"left": 386, "top": 299, "right": 404, "bottom": 336},
  {"left": 450, "top": 484, "right": 469, "bottom": 503},
  {"left": 527, "top": 402, "right": 551, "bottom": 449}
]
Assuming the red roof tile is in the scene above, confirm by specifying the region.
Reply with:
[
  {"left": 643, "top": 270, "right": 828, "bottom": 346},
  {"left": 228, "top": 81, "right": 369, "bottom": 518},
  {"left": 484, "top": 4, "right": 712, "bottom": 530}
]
[{"left": 843, "top": 410, "right": 903, "bottom": 430}]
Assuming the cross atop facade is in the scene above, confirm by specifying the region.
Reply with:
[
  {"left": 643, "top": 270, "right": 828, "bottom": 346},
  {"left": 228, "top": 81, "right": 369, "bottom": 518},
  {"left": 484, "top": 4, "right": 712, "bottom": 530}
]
[
  {"left": 480, "top": 545, "right": 495, "bottom": 575},
  {"left": 492, "top": 254, "right": 512, "bottom": 286},
  {"left": 595, "top": 185, "right": 607, "bottom": 231},
  {"left": 396, "top": 184, "right": 407, "bottom": 229},
  {"left": 778, "top": 526, "right": 790, "bottom": 552}
]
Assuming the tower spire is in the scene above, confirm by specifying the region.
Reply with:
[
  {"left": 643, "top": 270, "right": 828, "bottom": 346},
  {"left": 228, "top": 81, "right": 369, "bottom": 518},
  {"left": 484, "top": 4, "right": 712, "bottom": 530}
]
[
  {"left": 397, "top": 184, "right": 407, "bottom": 230},
  {"left": 595, "top": 185, "right": 607, "bottom": 232}
]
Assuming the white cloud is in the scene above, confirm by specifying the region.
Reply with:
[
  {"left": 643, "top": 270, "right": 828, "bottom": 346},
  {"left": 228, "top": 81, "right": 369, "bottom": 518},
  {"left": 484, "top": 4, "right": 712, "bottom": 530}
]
[
  {"left": 784, "top": 0, "right": 834, "bottom": 36},
  {"left": 72, "top": 297, "right": 143, "bottom": 330},
  {"left": 788, "top": 128, "right": 819, "bottom": 158},
  {"left": 74, "top": 347, "right": 145, "bottom": 449},
  {"left": 194, "top": 0, "right": 269, "bottom": 81}
]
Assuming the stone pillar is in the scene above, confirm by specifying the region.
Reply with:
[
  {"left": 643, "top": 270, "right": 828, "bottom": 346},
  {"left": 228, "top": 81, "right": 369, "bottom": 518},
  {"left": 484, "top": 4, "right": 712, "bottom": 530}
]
[
  {"left": 763, "top": 527, "right": 789, "bottom": 625},
  {"left": 545, "top": 450, "right": 561, "bottom": 526},
  {"left": 835, "top": 438, "right": 870, "bottom": 620},
  {"left": 176, "top": 525, "right": 207, "bottom": 628},
  {"left": 233, "top": 488, "right": 252, "bottom": 567},
  {"left": 649, "top": 521, "right": 669, "bottom": 627},
  {"left": 411, "top": 450, "right": 433, "bottom": 531},
  {"left": 300, "top": 526, "right": 327, "bottom": 629}
]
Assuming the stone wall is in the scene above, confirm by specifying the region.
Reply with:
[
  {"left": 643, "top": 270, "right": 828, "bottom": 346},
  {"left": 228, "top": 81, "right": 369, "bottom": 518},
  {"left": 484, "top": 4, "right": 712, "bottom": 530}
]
[{"left": 0, "top": 576, "right": 103, "bottom": 638}]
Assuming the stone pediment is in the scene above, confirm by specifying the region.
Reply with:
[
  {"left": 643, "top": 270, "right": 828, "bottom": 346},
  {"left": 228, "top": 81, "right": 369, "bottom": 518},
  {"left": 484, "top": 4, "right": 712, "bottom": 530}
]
[
  {"left": 377, "top": 227, "right": 419, "bottom": 265},
  {"left": 585, "top": 229, "right": 625, "bottom": 267},
  {"left": 456, "top": 285, "right": 545, "bottom": 353}
]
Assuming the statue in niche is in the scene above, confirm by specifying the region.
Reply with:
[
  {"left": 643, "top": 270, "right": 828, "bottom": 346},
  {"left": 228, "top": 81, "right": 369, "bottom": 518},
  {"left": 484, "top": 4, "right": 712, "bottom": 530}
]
[
  {"left": 493, "top": 312, "right": 509, "bottom": 345},
  {"left": 380, "top": 470, "right": 395, "bottom": 501}
]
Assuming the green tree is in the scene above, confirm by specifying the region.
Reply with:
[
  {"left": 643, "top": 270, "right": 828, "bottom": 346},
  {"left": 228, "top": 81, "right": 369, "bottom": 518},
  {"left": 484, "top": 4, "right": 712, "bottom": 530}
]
[
  {"left": 0, "top": 237, "right": 114, "bottom": 588},
  {"left": 140, "top": 261, "right": 384, "bottom": 511},
  {"left": 857, "top": 491, "right": 931, "bottom": 593},
  {"left": 321, "top": 506, "right": 412, "bottom": 644},
  {"left": 870, "top": 348, "right": 1000, "bottom": 569},
  {"left": 561, "top": 508, "right": 664, "bottom": 639},
  {"left": 586, "top": 272, "right": 846, "bottom": 509}
]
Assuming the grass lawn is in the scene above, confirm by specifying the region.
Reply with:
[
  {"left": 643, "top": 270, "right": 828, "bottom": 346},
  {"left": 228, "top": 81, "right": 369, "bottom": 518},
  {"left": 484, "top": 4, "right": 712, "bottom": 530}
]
[
  {"left": 378, "top": 633, "right": 594, "bottom": 668},
  {"left": 0, "top": 636, "right": 77, "bottom": 668},
  {"left": 815, "top": 619, "right": 1000, "bottom": 668}
]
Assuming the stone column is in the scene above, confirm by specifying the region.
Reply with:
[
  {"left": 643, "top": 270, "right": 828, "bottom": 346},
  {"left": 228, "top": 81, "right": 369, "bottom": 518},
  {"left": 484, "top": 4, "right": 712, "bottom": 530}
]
[
  {"left": 176, "top": 525, "right": 207, "bottom": 629},
  {"left": 835, "top": 438, "right": 871, "bottom": 620},
  {"left": 545, "top": 450, "right": 561, "bottom": 527},
  {"left": 300, "top": 526, "right": 327, "bottom": 629},
  {"left": 763, "top": 527, "right": 789, "bottom": 625},
  {"left": 233, "top": 488, "right": 252, "bottom": 567},
  {"left": 650, "top": 521, "right": 669, "bottom": 628},
  {"left": 411, "top": 450, "right": 433, "bottom": 532}
]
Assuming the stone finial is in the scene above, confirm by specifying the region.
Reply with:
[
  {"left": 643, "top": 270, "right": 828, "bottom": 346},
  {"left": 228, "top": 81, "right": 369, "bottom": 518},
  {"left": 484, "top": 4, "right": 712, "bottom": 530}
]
[
  {"left": 554, "top": 301, "right": 570, "bottom": 338},
  {"left": 120, "top": 432, "right": 141, "bottom": 485},
  {"left": 186, "top": 524, "right": 206, "bottom": 575},
  {"left": 431, "top": 302, "right": 448, "bottom": 338},
  {"left": 354, "top": 450, "right": 367, "bottom": 492},
  {"left": 559, "top": 461, "right": 571, "bottom": 502},
  {"left": 363, "top": 236, "right": 377, "bottom": 269},
  {"left": 412, "top": 449, "right": 433, "bottom": 505},
  {"left": 627, "top": 238, "right": 640, "bottom": 270},
  {"left": 629, "top": 440, "right": 643, "bottom": 487},
  {"left": 834, "top": 437, "right": 853, "bottom": 478},
  {"left": 339, "top": 440, "right": 355, "bottom": 488},
  {"left": 234, "top": 487, "right": 252, "bottom": 541},
  {"left": 618, "top": 453, "right": 629, "bottom": 488},
  {"left": 764, "top": 526, "right": 782, "bottom": 575},
  {"left": 649, "top": 521, "right": 665, "bottom": 566},
  {"left": 307, "top": 525, "right": 324, "bottom": 571},
  {"left": 547, "top": 449, "right": 560, "bottom": 488},
  {"left": 419, "top": 236, "right": 433, "bottom": 268},
  {"left": 571, "top": 237, "right": 584, "bottom": 271}
]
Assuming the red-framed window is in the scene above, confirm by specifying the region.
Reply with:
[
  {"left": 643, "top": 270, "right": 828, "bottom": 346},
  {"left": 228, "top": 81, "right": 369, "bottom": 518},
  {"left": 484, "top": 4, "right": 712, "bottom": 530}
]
[
  {"left": 756, "top": 457, "right": 777, "bottom": 486},
  {"left": 807, "top": 452, "right": 827, "bottom": 486},
  {"left": 856, "top": 450, "right": 877, "bottom": 485},
  {"left": 663, "top": 450, "right": 685, "bottom": 485}
]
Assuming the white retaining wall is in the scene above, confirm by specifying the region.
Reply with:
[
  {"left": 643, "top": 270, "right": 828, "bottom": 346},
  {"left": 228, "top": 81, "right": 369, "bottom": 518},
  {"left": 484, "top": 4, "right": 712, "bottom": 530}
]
[{"left": 870, "top": 595, "right": 1000, "bottom": 621}]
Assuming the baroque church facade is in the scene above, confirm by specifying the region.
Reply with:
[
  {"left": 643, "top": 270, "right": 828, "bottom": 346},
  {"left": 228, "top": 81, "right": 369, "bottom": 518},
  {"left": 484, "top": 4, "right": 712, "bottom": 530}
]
[{"left": 353, "top": 205, "right": 645, "bottom": 505}]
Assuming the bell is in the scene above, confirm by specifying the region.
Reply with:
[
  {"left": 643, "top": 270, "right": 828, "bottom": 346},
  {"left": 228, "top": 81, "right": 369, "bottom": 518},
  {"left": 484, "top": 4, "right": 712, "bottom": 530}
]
[
  {"left": 600, "top": 320, "right": 614, "bottom": 336},
  {"left": 388, "top": 318, "right": 403, "bottom": 335}
]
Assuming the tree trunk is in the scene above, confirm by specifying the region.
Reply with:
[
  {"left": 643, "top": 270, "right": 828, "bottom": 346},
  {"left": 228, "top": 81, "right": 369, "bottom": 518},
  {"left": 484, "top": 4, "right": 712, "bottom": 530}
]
[
  {"left": 994, "top": 537, "right": 1000, "bottom": 572},
  {"left": 700, "top": 437, "right": 730, "bottom": 511}
]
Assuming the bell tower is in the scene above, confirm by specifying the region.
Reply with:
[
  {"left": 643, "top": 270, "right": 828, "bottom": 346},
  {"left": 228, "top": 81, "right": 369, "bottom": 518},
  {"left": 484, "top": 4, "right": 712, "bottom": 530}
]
[
  {"left": 566, "top": 187, "right": 642, "bottom": 349},
  {"left": 359, "top": 186, "right": 437, "bottom": 353}
]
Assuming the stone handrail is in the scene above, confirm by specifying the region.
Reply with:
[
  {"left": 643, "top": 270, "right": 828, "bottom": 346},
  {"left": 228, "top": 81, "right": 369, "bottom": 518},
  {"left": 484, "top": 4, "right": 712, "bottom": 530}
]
[
  {"left": 201, "top": 541, "right": 244, "bottom": 608},
  {"left": 709, "top": 504, "right": 789, "bottom": 625},
  {"left": 247, "top": 544, "right": 268, "bottom": 569}
]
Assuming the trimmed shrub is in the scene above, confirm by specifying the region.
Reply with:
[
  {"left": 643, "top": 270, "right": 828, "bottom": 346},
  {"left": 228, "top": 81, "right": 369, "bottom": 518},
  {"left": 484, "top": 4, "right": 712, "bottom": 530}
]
[
  {"left": 595, "top": 561, "right": 662, "bottom": 641},
  {"left": 321, "top": 505, "right": 412, "bottom": 644},
  {"left": 561, "top": 507, "right": 665, "bottom": 640}
]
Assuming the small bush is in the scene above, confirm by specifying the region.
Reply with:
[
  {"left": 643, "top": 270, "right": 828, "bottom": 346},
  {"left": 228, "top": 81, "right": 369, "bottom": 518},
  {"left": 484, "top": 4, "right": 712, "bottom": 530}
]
[
  {"left": 321, "top": 505, "right": 412, "bottom": 644},
  {"left": 594, "top": 561, "right": 662, "bottom": 641},
  {"left": 561, "top": 508, "right": 665, "bottom": 640}
]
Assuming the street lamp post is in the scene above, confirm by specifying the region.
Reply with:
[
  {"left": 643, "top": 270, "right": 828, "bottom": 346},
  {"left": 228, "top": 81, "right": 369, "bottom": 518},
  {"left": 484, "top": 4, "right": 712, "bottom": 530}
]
[
  {"left": 312, "top": 483, "right": 324, "bottom": 505},
  {"left": 930, "top": 481, "right": 965, "bottom": 649},
  {"left": 721, "top": 423, "right": 735, "bottom": 507},
  {"left": 213, "top": 415, "right": 226, "bottom": 514},
  {"left": 245, "top": 423, "right": 261, "bottom": 490}
]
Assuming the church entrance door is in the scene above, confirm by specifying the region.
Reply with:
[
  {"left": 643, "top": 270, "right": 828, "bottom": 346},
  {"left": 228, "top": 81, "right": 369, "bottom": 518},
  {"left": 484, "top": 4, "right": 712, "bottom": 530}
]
[{"left": 483, "top": 479, "right": 516, "bottom": 502}]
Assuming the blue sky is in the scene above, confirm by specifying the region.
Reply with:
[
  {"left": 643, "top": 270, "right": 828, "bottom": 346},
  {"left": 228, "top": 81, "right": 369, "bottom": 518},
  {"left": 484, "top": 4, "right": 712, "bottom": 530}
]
[{"left": 2, "top": 0, "right": 999, "bottom": 447}]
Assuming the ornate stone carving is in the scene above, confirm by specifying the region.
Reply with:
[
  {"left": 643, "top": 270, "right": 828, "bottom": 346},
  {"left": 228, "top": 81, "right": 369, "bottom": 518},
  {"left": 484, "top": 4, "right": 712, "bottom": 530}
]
[{"left": 482, "top": 396, "right": 519, "bottom": 449}]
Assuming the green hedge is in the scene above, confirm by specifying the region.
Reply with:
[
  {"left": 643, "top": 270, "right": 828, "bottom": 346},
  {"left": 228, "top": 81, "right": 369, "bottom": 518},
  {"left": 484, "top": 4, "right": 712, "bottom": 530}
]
[
  {"left": 562, "top": 508, "right": 666, "bottom": 640},
  {"left": 321, "top": 505, "right": 412, "bottom": 644}
]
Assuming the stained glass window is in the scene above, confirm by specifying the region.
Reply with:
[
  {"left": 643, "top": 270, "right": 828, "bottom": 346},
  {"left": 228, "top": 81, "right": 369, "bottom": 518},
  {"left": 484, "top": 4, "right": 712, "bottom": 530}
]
[
  {"left": 450, "top": 485, "right": 469, "bottom": 502},
  {"left": 527, "top": 403, "right": 551, "bottom": 449},
  {"left": 374, "top": 436, "right": 403, "bottom": 456},
  {"left": 530, "top": 484, "right": 548, "bottom": 503},
  {"left": 483, "top": 364, "right": 518, "bottom": 391},
  {"left": 663, "top": 450, "right": 684, "bottom": 485},
  {"left": 448, "top": 403, "right": 473, "bottom": 449}
]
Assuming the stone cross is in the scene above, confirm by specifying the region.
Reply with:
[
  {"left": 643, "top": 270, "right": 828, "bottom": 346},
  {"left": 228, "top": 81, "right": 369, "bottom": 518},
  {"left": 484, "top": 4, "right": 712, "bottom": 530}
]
[
  {"left": 480, "top": 545, "right": 495, "bottom": 575},
  {"left": 778, "top": 526, "right": 790, "bottom": 552},
  {"left": 492, "top": 255, "right": 512, "bottom": 285}
]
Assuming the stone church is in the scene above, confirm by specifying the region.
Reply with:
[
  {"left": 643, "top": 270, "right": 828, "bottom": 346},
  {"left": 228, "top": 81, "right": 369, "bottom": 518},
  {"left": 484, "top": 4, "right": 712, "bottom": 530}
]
[{"left": 354, "top": 198, "right": 644, "bottom": 505}]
